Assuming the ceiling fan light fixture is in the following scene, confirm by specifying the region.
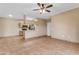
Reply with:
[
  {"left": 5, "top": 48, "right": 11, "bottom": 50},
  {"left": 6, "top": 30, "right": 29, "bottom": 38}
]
[
  {"left": 39, "top": 9, "right": 46, "bottom": 14},
  {"left": 43, "top": 9, "right": 46, "bottom": 13},
  {"left": 33, "top": 3, "right": 53, "bottom": 14},
  {"left": 39, "top": 10, "right": 42, "bottom": 13}
]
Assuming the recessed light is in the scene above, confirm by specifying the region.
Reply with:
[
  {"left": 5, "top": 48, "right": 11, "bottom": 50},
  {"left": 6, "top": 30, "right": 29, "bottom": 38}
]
[{"left": 8, "top": 14, "right": 13, "bottom": 17}]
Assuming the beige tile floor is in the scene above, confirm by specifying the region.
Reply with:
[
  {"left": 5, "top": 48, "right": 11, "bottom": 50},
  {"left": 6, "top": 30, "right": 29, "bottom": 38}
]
[{"left": 0, "top": 36, "right": 79, "bottom": 55}]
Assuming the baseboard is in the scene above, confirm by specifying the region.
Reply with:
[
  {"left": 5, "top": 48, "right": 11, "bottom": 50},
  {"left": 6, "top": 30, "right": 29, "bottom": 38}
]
[
  {"left": 0, "top": 35, "right": 19, "bottom": 38},
  {"left": 51, "top": 36, "right": 79, "bottom": 44},
  {"left": 0, "top": 35, "right": 48, "bottom": 39},
  {"left": 26, "top": 35, "right": 47, "bottom": 39}
]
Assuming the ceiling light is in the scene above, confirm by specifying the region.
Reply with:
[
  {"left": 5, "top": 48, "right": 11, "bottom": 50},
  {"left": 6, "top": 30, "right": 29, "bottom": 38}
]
[
  {"left": 8, "top": 14, "right": 13, "bottom": 17},
  {"left": 42, "top": 10, "right": 46, "bottom": 13},
  {"left": 39, "top": 10, "right": 42, "bottom": 13},
  {"left": 33, "top": 3, "right": 53, "bottom": 14},
  {"left": 39, "top": 9, "right": 46, "bottom": 14}
]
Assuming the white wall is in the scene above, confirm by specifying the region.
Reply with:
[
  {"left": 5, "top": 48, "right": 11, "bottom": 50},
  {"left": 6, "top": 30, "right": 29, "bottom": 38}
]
[
  {"left": 47, "top": 22, "right": 51, "bottom": 36},
  {"left": 51, "top": 8, "right": 79, "bottom": 43},
  {"left": 0, "top": 20, "right": 5, "bottom": 37},
  {"left": 0, "top": 18, "right": 19, "bottom": 37}
]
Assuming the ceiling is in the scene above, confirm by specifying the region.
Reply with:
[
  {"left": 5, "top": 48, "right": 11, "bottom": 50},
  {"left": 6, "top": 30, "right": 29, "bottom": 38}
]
[{"left": 0, "top": 3, "right": 79, "bottom": 20}]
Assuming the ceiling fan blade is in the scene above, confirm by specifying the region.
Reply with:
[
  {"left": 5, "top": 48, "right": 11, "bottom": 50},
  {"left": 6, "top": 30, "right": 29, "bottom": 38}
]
[
  {"left": 37, "top": 3, "right": 41, "bottom": 7},
  {"left": 46, "top": 10, "right": 51, "bottom": 12},
  {"left": 42, "top": 4, "right": 44, "bottom": 8},
  {"left": 46, "top": 5, "right": 53, "bottom": 8},
  {"left": 33, "top": 9, "right": 40, "bottom": 11}
]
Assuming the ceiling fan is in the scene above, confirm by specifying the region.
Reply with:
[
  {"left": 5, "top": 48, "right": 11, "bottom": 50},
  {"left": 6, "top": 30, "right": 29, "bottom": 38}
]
[{"left": 33, "top": 3, "right": 53, "bottom": 14}]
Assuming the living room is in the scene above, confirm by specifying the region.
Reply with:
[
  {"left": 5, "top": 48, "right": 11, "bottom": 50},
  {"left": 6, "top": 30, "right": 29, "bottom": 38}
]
[{"left": 0, "top": 3, "right": 79, "bottom": 55}]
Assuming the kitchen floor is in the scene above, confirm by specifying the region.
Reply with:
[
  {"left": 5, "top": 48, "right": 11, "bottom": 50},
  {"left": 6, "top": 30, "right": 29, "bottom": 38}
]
[{"left": 0, "top": 36, "right": 79, "bottom": 55}]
